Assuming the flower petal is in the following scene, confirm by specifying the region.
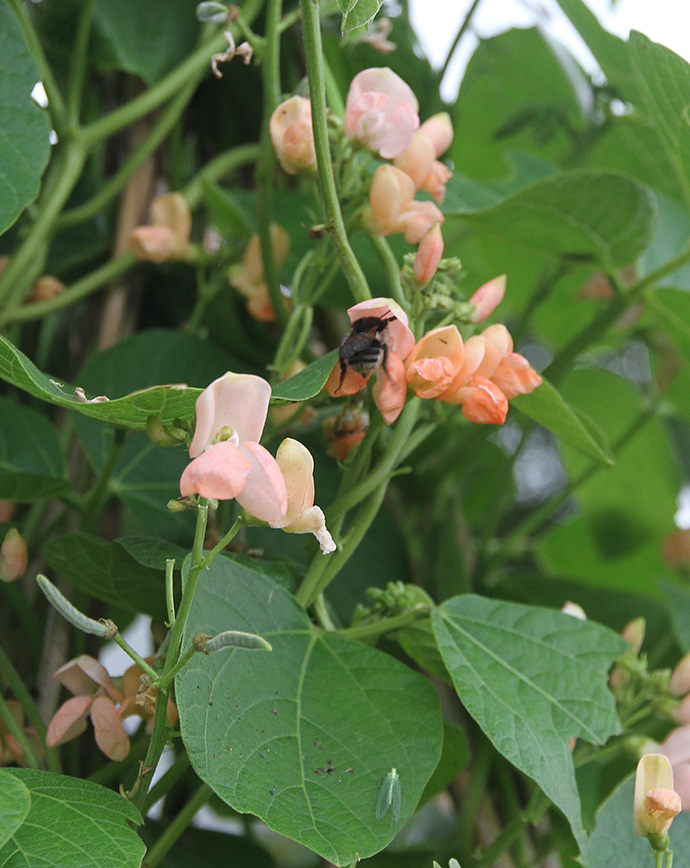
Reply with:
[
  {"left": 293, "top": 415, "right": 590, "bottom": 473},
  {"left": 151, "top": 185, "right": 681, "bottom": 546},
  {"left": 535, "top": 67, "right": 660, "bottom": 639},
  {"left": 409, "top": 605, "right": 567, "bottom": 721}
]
[
  {"left": 53, "top": 655, "right": 119, "bottom": 700},
  {"left": 180, "top": 440, "right": 252, "bottom": 499},
  {"left": 491, "top": 352, "right": 542, "bottom": 399},
  {"left": 283, "top": 505, "right": 336, "bottom": 554},
  {"left": 189, "top": 372, "right": 272, "bottom": 458},
  {"left": 236, "top": 442, "right": 288, "bottom": 523},
  {"left": 46, "top": 695, "right": 93, "bottom": 747},
  {"left": 373, "top": 350, "right": 407, "bottom": 424},
  {"left": 272, "top": 438, "right": 315, "bottom": 527},
  {"left": 91, "top": 696, "right": 131, "bottom": 762},
  {"left": 457, "top": 376, "right": 508, "bottom": 425}
]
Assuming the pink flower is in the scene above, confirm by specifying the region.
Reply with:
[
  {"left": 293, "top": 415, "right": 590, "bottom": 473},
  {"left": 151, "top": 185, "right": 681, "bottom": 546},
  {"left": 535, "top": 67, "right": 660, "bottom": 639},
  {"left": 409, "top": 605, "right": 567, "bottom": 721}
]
[
  {"left": 180, "top": 373, "right": 288, "bottom": 523},
  {"left": 270, "top": 439, "right": 335, "bottom": 553},
  {"left": 414, "top": 224, "right": 444, "bottom": 283},
  {"left": 634, "top": 754, "right": 682, "bottom": 836},
  {"left": 1, "top": 528, "right": 27, "bottom": 582},
  {"left": 128, "top": 193, "right": 192, "bottom": 263},
  {"left": 367, "top": 165, "right": 444, "bottom": 244},
  {"left": 393, "top": 113, "right": 454, "bottom": 204},
  {"left": 46, "top": 656, "right": 131, "bottom": 762},
  {"left": 659, "top": 726, "right": 690, "bottom": 809},
  {"left": 325, "top": 298, "right": 414, "bottom": 425},
  {"left": 270, "top": 96, "right": 317, "bottom": 174},
  {"left": 345, "top": 68, "right": 419, "bottom": 159}
]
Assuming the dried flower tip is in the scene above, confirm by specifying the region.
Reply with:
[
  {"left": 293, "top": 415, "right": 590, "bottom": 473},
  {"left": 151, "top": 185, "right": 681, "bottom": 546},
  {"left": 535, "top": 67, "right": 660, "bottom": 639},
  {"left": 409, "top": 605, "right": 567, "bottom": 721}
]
[
  {"left": 561, "top": 601, "right": 587, "bottom": 620},
  {"left": 211, "top": 31, "right": 252, "bottom": 77}
]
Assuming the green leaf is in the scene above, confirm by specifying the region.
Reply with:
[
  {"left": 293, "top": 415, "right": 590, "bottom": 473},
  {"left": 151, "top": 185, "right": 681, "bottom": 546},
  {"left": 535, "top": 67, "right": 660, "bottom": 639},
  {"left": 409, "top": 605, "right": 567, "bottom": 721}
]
[
  {"left": 0, "top": 4, "right": 51, "bottom": 235},
  {"left": 0, "top": 334, "right": 202, "bottom": 430},
  {"left": 177, "top": 557, "right": 443, "bottom": 866},
  {"left": 583, "top": 774, "right": 690, "bottom": 867},
  {"left": 92, "top": 0, "right": 199, "bottom": 84},
  {"left": 646, "top": 287, "right": 690, "bottom": 354},
  {"left": 41, "top": 533, "right": 169, "bottom": 621},
  {"left": 512, "top": 378, "right": 614, "bottom": 465},
  {"left": 0, "top": 769, "right": 144, "bottom": 868},
  {"left": 271, "top": 349, "right": 338, "bottom": 403},
  {"left": 661, "top": 580, "right": 690, "bottom": 653},
  {"left": 0, "top": 397, "right": 71, "bottom": 500},
  {"left": 338, "top": 0, "right": 383, "bottom": 34},
  {"left": 0, "top": 770, "right": 30, "bottom": 850},
  {"left": 448, "top": 172, "right": 656, "bottom": 267},
  {"left": 432, "top": 595, "right": 626, "bottom": 851},
  {"left": 629, "top": 31, "right": 690, "bottom": 204}
]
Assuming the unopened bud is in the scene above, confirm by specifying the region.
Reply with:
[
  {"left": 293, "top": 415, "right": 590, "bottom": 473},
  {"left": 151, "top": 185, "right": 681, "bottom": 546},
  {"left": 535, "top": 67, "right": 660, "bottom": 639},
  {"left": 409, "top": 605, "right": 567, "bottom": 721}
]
[
  {"left": 561, "top": 600, "right": 586, "bottom": 620},
  {"left": 1, "top": 528, "right": 27, "bottom": 582},
  {"left": 196, "top": 1, "right": 229, "bottom": 22},
  {"left": 31, "top": 275, "right": 65, "bottom": 303},
  {"left": 167, "top": 498, "right": 191, "bottom": 513},
  {"left": 469, "top": 275, "right": 506, "bottom": 323},
  {"left": 0, "top": 501, "right": 16, "bottom": 522},
  {"left": 634, "top": 754, "right": 681, "bottom": 842},
  {"left": 622, "top": 617, "right": 646, "bottom": 654},
  {"left": 146, "top": 415, "right": 187, "bottom": 447},
  {"left": 414, "top": 224, "right": 443, "bottom": 284},
  {"left": 419, "top": 112, "right": 454, "bottom": 158}
]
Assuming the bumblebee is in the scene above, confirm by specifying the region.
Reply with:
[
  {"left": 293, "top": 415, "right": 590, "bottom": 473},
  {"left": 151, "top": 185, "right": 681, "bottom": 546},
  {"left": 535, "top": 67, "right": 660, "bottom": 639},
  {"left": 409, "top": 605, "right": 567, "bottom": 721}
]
[{"left": 336, "top": 314, "right": 395, "bottom": 393}]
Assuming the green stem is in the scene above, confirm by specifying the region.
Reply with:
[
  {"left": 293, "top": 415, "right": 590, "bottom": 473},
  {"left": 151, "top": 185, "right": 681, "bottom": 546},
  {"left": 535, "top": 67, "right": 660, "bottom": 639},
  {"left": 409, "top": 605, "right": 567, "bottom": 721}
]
[
  {"left": 439, "top": 0, "right": 483, "bottom": 87},
  {"left": 367, "top": 235, "right": 406, "bottom": 306},
  {"left": 339, "top": 611, "right": 422, "bottom": 640},
  {"left": 256, "top": 0, "right": 288, "bottom": 325},
  {"left": 326, "top": 398, "right": 420, "bottom": 522},
  {"left": 130, "top": 685, "right": 172, "bottom": 812},
  {"left": 66, "top": 0, "right": 95, "bottom": 128},
  {"left": 183, "top": 144, "right": 261, "bottom": 208},
  {"left": 300, "top": 0, "right": 371, "bottom": 302},
  {"left": 81, "top": 428, "right": 127, "bottom": 532},
  {"left": 8, "top": 0, "right": 67, "bottom": 132},
  {"left": 198, "top": 515, "right": 243, "bottom": 570},
  {"left": 313, "top": 594, "right": 337, "bottom": 631},
  {"left": 160, "top": 646, "right": 197, "bottom": 687},
  {"left": 0, "top": 142, "right": 86, "bottom": 310},
  {"left": 0, "top": 693, "right": 41, "bottom": 770},
  {"left": 143, "top": 750, "right": 191, "bottom": 811},
  {"left": 59, "top": 84, "right": 196, "bottom": 229},
  {"left": 0, "top": 645, "right": 61, "bottom": 772},
  {"left": 144, "top": 783, "right": 212, "bottom": 868},
  {"left": 112, "top": 634, "right": 159, "bottom": 683},
  {"left": 473, "top": 813, "right": 527, "bottom": 868},
  {"left": 80, "top": 30, "right": 230, "bottom": 149}
]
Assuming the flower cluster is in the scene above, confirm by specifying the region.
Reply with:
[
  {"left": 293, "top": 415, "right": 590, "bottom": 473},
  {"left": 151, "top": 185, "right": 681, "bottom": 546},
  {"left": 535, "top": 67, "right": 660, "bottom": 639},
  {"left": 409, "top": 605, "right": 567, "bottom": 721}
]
[
  {"left": 326, "top": 295, "right": 541, "bottom": 428},
  {"left": 46, "top": 655, "right": 176, "bottom": 762},
  {"left": 180, "top": 372, "right": 335, "bottom": 553}
]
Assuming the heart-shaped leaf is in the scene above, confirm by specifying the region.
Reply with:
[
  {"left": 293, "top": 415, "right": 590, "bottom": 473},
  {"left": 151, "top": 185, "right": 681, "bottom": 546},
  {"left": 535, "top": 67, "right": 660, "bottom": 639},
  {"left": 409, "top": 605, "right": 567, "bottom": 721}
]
[
  {"left": 0, "top": 770, "right": 30, "bottom": 850},
  {"left": 0, "top": 769, "right": 144, "bottom": 868},
  {"left": 177, "top": 556, "right": 443, "bottom": 865},
  {"left": 432, "top": 595, "right": 626, "bottom": 851}
]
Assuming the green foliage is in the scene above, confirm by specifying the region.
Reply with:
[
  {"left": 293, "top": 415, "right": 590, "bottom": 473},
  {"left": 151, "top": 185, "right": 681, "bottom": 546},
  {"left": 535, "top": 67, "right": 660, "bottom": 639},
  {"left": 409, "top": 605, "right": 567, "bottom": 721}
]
[
  {"left": 338, "top": 0, "right": 384, "bottom": 34},
  {"left": 433, "top": 595, "right": 626, "bottom": 848},
  {"left": 0, "top": 4, "right": 51, "bottom": 235},
  {"left": 177, "top": 555, "right": 443, "bottom": 865},
  {"left": 0, "top": 769, "right": 145, "bottom": 867},
  {"left": 0, "top": 771, "right": 30, "bottom": 850}
]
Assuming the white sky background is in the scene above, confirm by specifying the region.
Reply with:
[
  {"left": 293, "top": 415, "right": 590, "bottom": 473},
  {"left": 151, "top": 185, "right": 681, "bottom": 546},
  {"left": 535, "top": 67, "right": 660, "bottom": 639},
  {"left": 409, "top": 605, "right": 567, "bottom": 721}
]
[{"left": 408, "top": 0, "right": 690, "bottom": 101}]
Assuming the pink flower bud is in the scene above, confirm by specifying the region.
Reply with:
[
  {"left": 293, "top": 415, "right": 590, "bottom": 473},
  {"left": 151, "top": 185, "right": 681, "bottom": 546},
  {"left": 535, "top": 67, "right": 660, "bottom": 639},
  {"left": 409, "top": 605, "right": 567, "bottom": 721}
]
[
  {"left": 368, "top": 165, "right": 416, "bottom": 235},
  {"left": 129, "top": 193, "right": 191, "bottom": 263},
  {"left": 128, "top": 226, "right": 180, "bottom": 263},
  {"left": 469, "top": 275, "right": 507, "bottom": 323},
  {"left": 419, "top": 112, "right": 454, "bottom": 157},
  {"left": 395, "top": 200, "right": 444, "bottom": 244},
  {"left": 1, "top": 528, "right": 27, "bottom": 582},
  {"left": 269, "top": 96, "right": 317, "bottom": 174},
  {"left": 393, "top": 131, "right": 435, "bottom": 189},
  {"left": 0, "top": 502, "right": 15, "bottom": 522},
  {"left": 634, "top": 755, "right": 681, "bottom": 838},
  {"left": 345, "top": 68, "right": 419, "bottom": 159},
  {"left": 671, "top": 652, "right": 690, "bottom": 697},
  {"left": 414, "top": 224, "right": 444, "bottom": 284},
  {"left": 622, "top": 617, "right": 646, "bottom": 654},
  {"left": 31, "top": 276, "right": 65, "bottom": 303}
]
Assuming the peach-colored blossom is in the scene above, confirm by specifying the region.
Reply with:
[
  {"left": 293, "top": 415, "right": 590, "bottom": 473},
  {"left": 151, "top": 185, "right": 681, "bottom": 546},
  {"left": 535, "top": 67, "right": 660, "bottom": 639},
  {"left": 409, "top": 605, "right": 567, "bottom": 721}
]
[
  {"left": 659, "top": 726, "right": 690, "bottom": 809},
  {"left": 405, "top": 325, "right": 464, "bottom": 399},
  {"left": 413, "top": 224, "right": 444, "bottom": 283},
  {"left": 0, "top": 528, "right": 27, "bottom": 582},
  {"left": 372, "top": 350, "right": 407, "bottom": 424},
  {"left": 347, "top": 297, "right": 415, "bottom": 360},
  {"left": 393, "top": 114, "right": 453, "bottom": 205},
  {"left": 367, "top": 165, "right": 444, "bottom": 243},
  {"left": 469, "top": 275, "right": 506, "bottom": 323},
  {"left": 270, "top": 439, "right": 335, "bottom": 553},
  {"left": 180, "top": 373, "right": 288, "bottom": 522},
  {"left": 129, "top": 193, "right": 191, "bottom": 263},
  {"left": 228, "top": 224, "right": 290, "bottom": 322},
  {"left": 492, "top": 353, "right": 543, "bottom": 399},
  {"left": 345, "top": 68, "right": 419, "bottom": 159},
  {"left": 270, "top": 96, "right": 317, "bottom": 174},
  {"left": 455, "top": 376, "right": 509, "bottom": 425}
]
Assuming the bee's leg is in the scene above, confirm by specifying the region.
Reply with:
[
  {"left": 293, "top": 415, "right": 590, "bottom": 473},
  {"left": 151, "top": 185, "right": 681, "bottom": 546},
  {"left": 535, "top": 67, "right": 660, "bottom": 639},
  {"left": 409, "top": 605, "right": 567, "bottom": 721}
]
[
  {"left": 335, "top": 359, "right": 347, "bottom": 394},
  {"left": 379, "top": 343, "right": 392, "bottom": 381}
]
